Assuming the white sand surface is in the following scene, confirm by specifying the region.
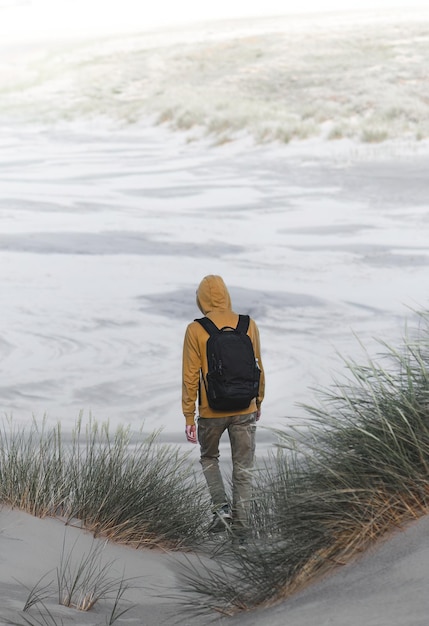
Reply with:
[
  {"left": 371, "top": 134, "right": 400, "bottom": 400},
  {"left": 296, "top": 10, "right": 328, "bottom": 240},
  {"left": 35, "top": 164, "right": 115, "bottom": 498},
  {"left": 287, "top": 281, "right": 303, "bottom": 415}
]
[
  {"left": 2, "top": 506, "right": 429, "bottom": 625},
  {"left": 229, "top": 515, "right": 429, "bottom": 626},
  {"left": 1, "top": 122, "right": 429, "bottom": 442},
  {"left": 0, "top": 506, "right": 199, "bottom": 625},
  {"left": 1, "top": 8, "right": 429, "bottom": 444}
]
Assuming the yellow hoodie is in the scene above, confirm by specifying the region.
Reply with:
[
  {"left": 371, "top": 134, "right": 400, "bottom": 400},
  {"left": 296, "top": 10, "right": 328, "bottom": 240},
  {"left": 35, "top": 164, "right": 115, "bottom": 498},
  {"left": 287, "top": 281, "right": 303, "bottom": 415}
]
[{"left": 182, "top": 275, "right": 265, "bottom": 425}]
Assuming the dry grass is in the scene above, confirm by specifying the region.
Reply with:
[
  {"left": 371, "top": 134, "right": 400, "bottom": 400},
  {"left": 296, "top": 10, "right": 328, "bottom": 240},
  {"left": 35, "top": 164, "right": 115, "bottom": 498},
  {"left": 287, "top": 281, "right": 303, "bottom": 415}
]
[
  {"left": 2, "top": 13, "right": 429, "bottom": 144},
  {"left": 0, "top": 417, "right": 208, "bottom": 550},
  {"left": 176, "top": 310, "right": 429, "bottom": 616}
]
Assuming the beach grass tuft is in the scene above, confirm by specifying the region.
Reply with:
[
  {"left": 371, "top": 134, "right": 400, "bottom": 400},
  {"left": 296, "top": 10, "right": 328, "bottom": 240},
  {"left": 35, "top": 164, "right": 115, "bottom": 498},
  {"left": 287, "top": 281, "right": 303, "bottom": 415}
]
[
  {"left": 56, "top": 537, "right": 130, "bottom": 611},
  {"left": 15, "top": 534, "right": 137, "bottom": 625},
  {"left": 0, "top": 418, "right": 208, "bottom": 550},
  {"left": 5, "top": 311, "right": 429, "bottom": 619},
  {"left": 177, "top": 310, "right": 429, "bottom": 615}
]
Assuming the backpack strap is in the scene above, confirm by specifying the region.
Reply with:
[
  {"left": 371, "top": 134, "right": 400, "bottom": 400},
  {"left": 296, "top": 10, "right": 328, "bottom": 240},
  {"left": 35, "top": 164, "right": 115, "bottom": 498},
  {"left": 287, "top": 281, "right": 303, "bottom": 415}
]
[
  {"left": 194, "top": 317, "right": 219, "bottom": 336},
  {"left": 236, "top": 314, "right": 250, "bottom": 334}
]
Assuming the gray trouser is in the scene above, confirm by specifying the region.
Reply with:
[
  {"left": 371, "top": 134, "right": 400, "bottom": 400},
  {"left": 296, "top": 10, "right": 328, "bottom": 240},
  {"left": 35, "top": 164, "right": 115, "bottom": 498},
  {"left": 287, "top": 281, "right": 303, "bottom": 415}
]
[{"left": 197, "top": 412, "right": 257, "bottom": 534}]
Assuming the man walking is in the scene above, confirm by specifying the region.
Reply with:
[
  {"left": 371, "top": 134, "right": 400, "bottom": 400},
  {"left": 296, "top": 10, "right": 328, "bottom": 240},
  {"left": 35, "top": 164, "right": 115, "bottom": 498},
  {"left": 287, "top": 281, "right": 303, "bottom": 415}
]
[{"left": 182, "top": 275, "right": 265, "bottom": 539}]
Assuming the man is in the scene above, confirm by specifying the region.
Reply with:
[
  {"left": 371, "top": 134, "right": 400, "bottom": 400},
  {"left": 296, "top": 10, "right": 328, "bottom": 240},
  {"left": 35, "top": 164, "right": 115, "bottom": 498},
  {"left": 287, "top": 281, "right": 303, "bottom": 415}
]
[{"left": 182, "top": 275, "right": 265, "bottom": 538}]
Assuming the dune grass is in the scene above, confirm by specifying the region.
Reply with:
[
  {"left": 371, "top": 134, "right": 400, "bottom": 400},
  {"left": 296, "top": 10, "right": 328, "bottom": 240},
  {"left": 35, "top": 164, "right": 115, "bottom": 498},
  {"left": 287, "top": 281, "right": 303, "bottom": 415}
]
[
  {"left": 177, "top": 311, "right": 429, "bottom": 616},
  {"left": 3, "top": 14, "right": 429, "bottom": 145},
  {"left": 56, "top": 537, "right": 132, "bottom": 611},
  {"left": 0, "top": 417, "right": 208, "bottom": 549},
  {"left": 15, "top": 537, "right": 136, "bottom": 625},
  {"left": 4, "top": 312, "right": 429, "bottom": 620}
]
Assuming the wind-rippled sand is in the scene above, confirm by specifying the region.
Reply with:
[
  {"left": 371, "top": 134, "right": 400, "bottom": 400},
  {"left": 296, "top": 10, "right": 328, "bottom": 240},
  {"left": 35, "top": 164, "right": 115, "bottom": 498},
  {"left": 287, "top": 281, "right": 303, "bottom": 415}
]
[{"left": 1, "top": 121, "right": 428, "bottom": 435}]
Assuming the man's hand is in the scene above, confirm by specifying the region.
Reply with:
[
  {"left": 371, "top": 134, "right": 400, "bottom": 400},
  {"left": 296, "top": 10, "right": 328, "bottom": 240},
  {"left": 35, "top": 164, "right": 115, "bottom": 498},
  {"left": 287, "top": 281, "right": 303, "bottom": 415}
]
[
  {"left": 256, "top": 409, "right": 261, "bottom": 421},
  {"left": 185, "top": 424, "right": 197, "bottom": 444}
]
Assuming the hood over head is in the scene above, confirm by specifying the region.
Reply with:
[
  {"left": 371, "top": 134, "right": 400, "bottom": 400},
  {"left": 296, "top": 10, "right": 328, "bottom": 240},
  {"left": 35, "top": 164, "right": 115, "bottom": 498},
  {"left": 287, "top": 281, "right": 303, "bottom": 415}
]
[{"left": 196, "top": 275, "right": 232, "bottom": 314}]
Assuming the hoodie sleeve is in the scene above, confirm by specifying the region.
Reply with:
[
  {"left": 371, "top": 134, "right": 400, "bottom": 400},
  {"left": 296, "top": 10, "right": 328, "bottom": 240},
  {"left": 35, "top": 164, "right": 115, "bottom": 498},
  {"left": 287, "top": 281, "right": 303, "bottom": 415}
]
[{"left": 182, "top": 323, "right": 202, "bottom": 425}]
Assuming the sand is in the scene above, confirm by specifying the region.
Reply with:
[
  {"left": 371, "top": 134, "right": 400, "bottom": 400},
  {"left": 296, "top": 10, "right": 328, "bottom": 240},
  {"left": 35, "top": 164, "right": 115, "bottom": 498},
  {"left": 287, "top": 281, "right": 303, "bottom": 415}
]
[
  {"left": 230, "top": 515, "right": 429, "bottom": 626},
  {"left": 0, "top": 506, "right": 192, "bottom": 625},
  {"left": 2, "top": 506, "right": 429, "bottom": 625},
  {"left": 1, "top": 8, "right": 429, "bottom": 625}
]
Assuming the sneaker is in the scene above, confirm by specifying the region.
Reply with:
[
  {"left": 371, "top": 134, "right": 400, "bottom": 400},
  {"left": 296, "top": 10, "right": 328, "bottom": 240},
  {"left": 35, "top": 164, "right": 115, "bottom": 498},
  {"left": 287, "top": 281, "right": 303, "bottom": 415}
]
[
  {"left": 208, "top": 505, "right": 232, "bottom": 533},
  {"left": 232, "top": 535, "right": 248, "bottom": 551}
]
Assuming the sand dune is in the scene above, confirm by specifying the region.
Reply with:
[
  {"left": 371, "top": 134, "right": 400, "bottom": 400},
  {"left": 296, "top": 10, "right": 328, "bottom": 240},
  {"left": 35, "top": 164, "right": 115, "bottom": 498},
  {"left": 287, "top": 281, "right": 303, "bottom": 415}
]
[
  {"left": 230, "top": 515, "right": 429, "bottom": 626},
  {"left": 2, "top": 506, "right": 429, "bottom": 625}
]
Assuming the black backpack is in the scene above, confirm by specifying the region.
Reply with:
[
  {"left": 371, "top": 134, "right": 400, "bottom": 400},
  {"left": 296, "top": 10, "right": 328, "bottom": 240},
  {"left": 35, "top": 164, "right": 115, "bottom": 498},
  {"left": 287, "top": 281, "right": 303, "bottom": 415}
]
[{"left": 195, "top": 315, "right": 260, "bottom": 411}]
